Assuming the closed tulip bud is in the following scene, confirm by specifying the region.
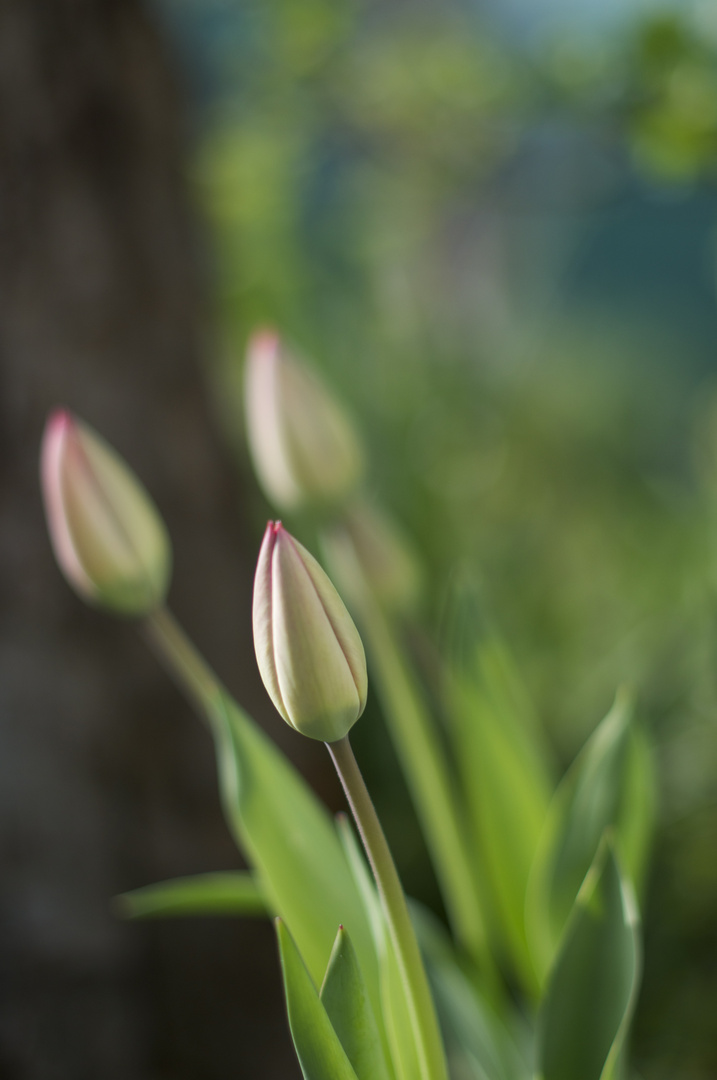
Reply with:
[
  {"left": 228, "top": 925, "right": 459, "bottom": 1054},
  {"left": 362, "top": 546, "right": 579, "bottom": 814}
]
[
  {"left": 40, "top": 409, "right": 171, "bottom": 616},
  {"left": 253, "top": 521, "right": 368, "bottom": 742},
  {"left": 332, "top": 499, "right": 423, "bottom": 614},
  {"left": 244, "top": 329, "right": 364, "bottom": 511}
]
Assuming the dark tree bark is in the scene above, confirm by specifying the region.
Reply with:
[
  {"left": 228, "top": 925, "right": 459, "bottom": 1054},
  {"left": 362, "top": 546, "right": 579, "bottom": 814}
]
[{"left": 0, "top": 2, "right": 302, "bottom": 1076}]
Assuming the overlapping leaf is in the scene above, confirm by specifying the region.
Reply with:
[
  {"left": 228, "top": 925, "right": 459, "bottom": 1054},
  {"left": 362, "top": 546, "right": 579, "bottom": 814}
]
[
  {"left": 536, "top": 842, "right": 641, "bottom": 1080},
  {"left": 446, "top": 634, "right": 552, "bottom": 995},
  {"left": 527, "top": 691, "right": 654, "bottom": 979},
  {"left": 208, "top": 691, "right": 379, "bottom": 1002},
  {"left": 412, "top": 904, "right": 529, "bottom": 1080},
  {"left": 321, "top": 925, "right": 394, "bottom": 1080},
  {"left": 276, "top": 919, "right": 360, "bottom": 1080},
  {"left": 337, "top": 814, "right": 422, "bottom": 1080}
]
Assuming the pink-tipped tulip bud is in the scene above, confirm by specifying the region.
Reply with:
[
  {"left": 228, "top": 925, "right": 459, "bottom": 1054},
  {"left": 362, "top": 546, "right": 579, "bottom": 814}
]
[
  {"left": 244, "top": 330, "right": 364, "bottom": 511},
  {"left": 40, "top": 409, "right": 171, "bottom": 616},
  {"left": 253, "top": 522, "right": 368, "bottom": 742}
]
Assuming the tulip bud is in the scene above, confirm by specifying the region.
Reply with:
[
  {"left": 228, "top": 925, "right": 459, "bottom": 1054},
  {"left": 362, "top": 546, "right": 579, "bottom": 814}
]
[
  {"left": 40, "top": 409, "right": 171, "bottom": 615},
  {"left": 330, "top": 499, "right": 423, "bottom": 614},
  {"left": 252, "top": 521, "right": 368, "bottom": 741},
  {"left": 244, "top": 330, "right": 364, "bottom": 511}
]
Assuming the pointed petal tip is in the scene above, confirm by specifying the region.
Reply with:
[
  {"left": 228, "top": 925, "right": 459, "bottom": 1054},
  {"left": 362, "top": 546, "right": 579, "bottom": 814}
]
[
  {"left": 46, "top": 406, "right": 73, "bottom": 431},
  {"left": 247, "top": 327, "right": 281, "bottom": 358}
]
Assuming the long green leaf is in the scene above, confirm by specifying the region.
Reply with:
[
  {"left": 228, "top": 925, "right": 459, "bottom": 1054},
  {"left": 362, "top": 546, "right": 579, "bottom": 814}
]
[
  {"left": 323, "top": 528, "right": 491, "bottom": 975},
  {"left": 276, "top": 918, "right": 360, "bottom": 1080},
  {"left": 447, "top": 638, "right": 552, "bottom": 996},
  {"left": 615, "top": 723, "right": 656, "bottom": 903},
  {"left": 115, "top": 871, "right": 266, "bottom": 919},
  {"left": 210, "top": 692, "right": 379, "bottom": 1001},
  {"left": 337, "top": 812, "right": 423, "bottom": 1080},
  {"left": 527, "top": 690, "right": 653, "bottom": 979},
  {"left": 321, "top": 926, "right": 394, "bottom": 1080},
  {"left": 412, "top": 904, "right": 529, "bottom": 1080},
  {"left": 536, "top": 842, "right": 641, "bottom": 1080}
]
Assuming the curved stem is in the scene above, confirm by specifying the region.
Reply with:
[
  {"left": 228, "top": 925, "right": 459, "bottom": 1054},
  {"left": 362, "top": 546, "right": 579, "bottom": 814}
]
[
  {"left": 143, "top": 605, "right": 221, "bottom": 716},
  {"left": 326, "top": 735, "right": 448, "bottom": 1080}
]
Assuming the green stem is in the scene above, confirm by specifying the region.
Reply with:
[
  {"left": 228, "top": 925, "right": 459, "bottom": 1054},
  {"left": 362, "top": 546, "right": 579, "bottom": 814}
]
[
  {"left": 143, "top": 605, "right": 221, "bottom": 715},
  {"left": 327, "top": 735, "right": 449, "bottom": 1080}
]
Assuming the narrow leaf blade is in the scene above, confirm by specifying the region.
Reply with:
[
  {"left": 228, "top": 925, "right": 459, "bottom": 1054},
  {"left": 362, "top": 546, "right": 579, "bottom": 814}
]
[
  {"left": 276, "top": 919, "right": 360, "bottom": 1080},
  {"left": 536, "top": 842, "right": 641, "bottom": 1080},
  {"left": 528, "top": 691, "right": 652, "bottom": 979},
  {"left": 413, "top": 903, "right": 529, "bottom": 1080},
  {"left": 321, "top": 925, "right": 393, "bottom": 1080},
  {"left": 210, "top": 693, "right": 378, "bottom": 996},
  {"left": 115, "top": 871, "right": 266, "bottom": 919},
  {"left": 447, "top": 640, "right": 552, "bottom": 995}
]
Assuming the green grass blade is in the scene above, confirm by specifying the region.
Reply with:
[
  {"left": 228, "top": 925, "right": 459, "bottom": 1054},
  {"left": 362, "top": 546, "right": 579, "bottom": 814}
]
[
  {"left": 115, "top": 871, "right": 266, "bottom": 918},
  {"left": 321, "top": 926, "right": 394, "bottom": 1080},
  {"left": 276, "top": 918, "right": 360, "bottom": 1080},
  {"left": 536, "top": 842, "right": 641, "bottom": 1080}
]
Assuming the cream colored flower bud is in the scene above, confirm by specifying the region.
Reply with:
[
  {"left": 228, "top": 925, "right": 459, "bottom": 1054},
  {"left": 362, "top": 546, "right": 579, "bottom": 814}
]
[
  {"left": 341, "top": 499, "right": 423, "bottom": 613},
  {"left": 252, "top": 521, "right": 368, "bottom": 741},
  {"left": 40, "top": 409, "right": 171, "bottom": 615},
  {"left": 244, "top": 330, "right": 364, "bottom": 511}
]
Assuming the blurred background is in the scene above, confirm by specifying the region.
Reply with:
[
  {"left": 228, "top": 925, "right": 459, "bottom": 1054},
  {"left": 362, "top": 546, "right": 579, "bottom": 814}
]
[{"left": 1, "top": 0, "right": 717, "bottom": 1076}]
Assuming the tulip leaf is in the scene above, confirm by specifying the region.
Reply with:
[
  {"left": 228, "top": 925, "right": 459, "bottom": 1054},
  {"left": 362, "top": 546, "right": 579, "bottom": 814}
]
[
  {"left": 208, "top": 692, "right": 379, "bottom": 1002},
  {"left": 528, "top": 690, "right": 653, "bottom": 979},
  {"left": 321, "top": 925, "right": 394, "bottom": 1080},
  {"left": 412, "top": 903, "right": 529, "bottom": 1080},
  {"left": 115, "top": 871, "right": 267, "bottom": 919},
  {"left": 276, "top": 918, "right": 360, "bottom": 1080},
  {"left": 337, "top": 812, "right": 422, "bottom": 1080},
  {"left": 615, "top": 722, "right": 656, "bottom": 902},
  {"left": 536, "top": 842, "right": 641, "bottom": 1080},
  {"left": 447, "top": 636, "right": 552, "bottom": 996},
  {"left": 323, "top": 529, "right": 491, "bottom": 972}
]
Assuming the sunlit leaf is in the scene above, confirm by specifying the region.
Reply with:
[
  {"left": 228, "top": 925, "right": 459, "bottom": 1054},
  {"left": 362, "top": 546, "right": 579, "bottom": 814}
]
[
  {"left": 446, "top": 633, "right": 552, "bottom": 996},
  {"left": 528, "top": 690, "right": 653, "bottom": 979},
  {"left": 276, "top": 918, "right": 360, "bottom": 1080},
  {"left": 536, "top": 842, "right": 641, "bottom": 1080},
  {"left": 321, "top": 925, "right": 394, "bottom": 1080},
  {"left": 209, "top": 692, "right": 378, "bottom": 999},
  {"left": 336, "top": 813, "right": 420, "bottom": 1080},
  {"left": 323, "top": 529, "right": 491, "bottom": 973},
  {"left": 115, "top": 871, "right": 266, "bottom": 919}
]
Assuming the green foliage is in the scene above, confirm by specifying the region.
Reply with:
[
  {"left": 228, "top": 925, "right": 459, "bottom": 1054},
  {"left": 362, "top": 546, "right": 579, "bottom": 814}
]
[
  {"left": 115, "top": 872, "right": 266, "bottom": 919},
  {"left": 276, "top": 918, "right": 360, "bottom": 1080},
  {"left": 320, "top": 926, "right": 394, "bottom": 1080},
  {"left": 536, "top": 843, "right": 641, "bottom": 1080},
  {"left": 209, "top": 692, "right": 378, "bottom": 995},
  {"left": 322, "top": 535, "right": 491, "bottom": 971},
  {"left": 69, "top": 1, "right": 717, "bottom": 1072},
  {"left": 527, "top": 692, "right": 655, "bottom": 982},
  {"left": 336, "top": 812, "right": 425, "bottom": 1080},
  {"left": 413, "top": 904, "right": 528, "bottom": 1080},
  {"left": 445, "top": 628, "right": 553, "bottom": 996}
]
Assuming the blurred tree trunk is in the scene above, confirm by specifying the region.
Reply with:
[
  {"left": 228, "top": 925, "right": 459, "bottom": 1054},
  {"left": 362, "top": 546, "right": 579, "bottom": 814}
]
[{"left": 0, "top": 1, "right": 299, "bottom": 1076}]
